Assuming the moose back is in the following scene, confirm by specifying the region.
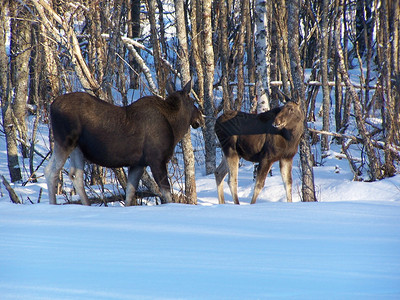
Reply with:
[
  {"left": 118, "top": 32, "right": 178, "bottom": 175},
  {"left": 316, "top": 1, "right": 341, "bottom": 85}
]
[{"left": 214, "top": 101, "right": 304, "bottom": 204}]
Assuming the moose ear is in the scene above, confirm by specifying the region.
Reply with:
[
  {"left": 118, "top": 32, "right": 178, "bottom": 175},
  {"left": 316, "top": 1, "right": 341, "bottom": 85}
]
[
  {"left": 182, "top": 79, "right": 192, "bottom": 95},
  {"left": 274, "top": 87, "right": 292, "bottom": 103},
  {"left": 166, "top": 81, "right": 175, "bottom": 95}
]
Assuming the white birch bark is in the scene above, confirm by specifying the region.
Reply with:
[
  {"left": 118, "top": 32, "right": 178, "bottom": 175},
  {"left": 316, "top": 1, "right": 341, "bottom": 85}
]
[
  {"left": 254, "top": 0, "right": 271, "bottom": 113},
  {"left": 175, "top": 0, "right": 197, "bottom": 204},
  {"left": 202, "top": 0, "right": 216, "bottom": 175}
]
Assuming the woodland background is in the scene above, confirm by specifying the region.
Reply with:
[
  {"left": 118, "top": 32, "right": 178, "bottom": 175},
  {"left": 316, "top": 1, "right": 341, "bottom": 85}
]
[{"left": 0, "top": 0, "right": 399, "bottom": 204}]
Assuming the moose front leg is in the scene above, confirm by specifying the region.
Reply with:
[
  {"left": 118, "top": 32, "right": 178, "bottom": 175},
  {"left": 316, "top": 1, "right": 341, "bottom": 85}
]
[{"left": 279, "top": 158, "right": 293, "bottom": 202}]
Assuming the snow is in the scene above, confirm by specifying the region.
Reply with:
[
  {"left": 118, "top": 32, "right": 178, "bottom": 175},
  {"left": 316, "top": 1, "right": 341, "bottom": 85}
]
[
  {"left": 1, "top": 72, "right": 400, "bottom": 299},
  {"left": 1, "top": 200, "right": 400, "bottom": 299},
  {"left": 1, "top": 127, "right": 400, "bottom": 299}
]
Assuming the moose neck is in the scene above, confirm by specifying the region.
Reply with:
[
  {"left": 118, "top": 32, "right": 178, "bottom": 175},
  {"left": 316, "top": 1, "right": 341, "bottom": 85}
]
[
  {"left": 165, "top": 96, "right": 192, "bottom": 143},
  {"left": 281, "top": 120, "right": 304, "bottom": 142}
]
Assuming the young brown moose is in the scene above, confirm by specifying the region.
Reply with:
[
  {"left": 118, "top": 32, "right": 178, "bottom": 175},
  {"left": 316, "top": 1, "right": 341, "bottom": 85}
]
[
  {"left": 214, "top": 100, "right": 304, "bottom": 204},
  {"left": 45, "top": 81, "right": 204, "bottom": 206}
]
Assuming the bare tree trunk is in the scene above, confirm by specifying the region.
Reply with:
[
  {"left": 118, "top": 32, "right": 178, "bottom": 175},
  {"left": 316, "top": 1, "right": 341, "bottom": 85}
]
[
  {"left": 390, "top": 0, "right": 400, "bottom": 155},
  {"left": 10, "top": 4, "right": 31, "bottom": 158},
  {"left": 175, "top": 0, "right": 197, "bottom": 204},
  {"left": 31, "top": 0, "right": 101, "bottom": 95},
  {"left": 191, "top": 0, "right": 204, "bottom": 107},
  {"left": 128, "top": 0, "right": 141, "bottom": 89},
  {"left": 320, "top": 0, "right": 330, "bottom": 153},
  {"left": 381, "top": 0, "right": 397, "bottom": 177},
  {"left": 235, "top": 0, "right": 248, "bottom": 110},
  {"left": 333, "top": 2, "right": 344, "bottom": 133},
  {"left": 146, "top": 0, "right": 166, "bottom": 94},
  {"left": 202, "top": 0, "right": 216, "bottom": 175},
  {"left": 274, "top": 0, "right": 291, "bottom": 97},
  {"left": 0, "top": 1, "right": 22, "bottom": 182},
  {"left": 287, "top": 0, "right": 317, "bottom": 202},
  {"left": 254, "top": 0, "right": 271, "bottom": 113},
  {"left": 219, "top": 0, "right": 231, "bottom": 111},
  {"left": 335, "top": 0, "right": 382, "bottom": 181},
  {"left": 246, "top": 0, "right": 256, "bottom": 109}
]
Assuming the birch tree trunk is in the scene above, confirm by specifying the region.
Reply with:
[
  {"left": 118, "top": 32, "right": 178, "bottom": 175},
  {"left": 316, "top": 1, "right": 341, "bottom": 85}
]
[
  {"left": 128, "top": 0, "right": 141, "bottom": 89},
  {"left": 219, "top": 0, "right": 231, "bottom": 111},
  {"left": 246, "top": 0, "right": 256, "bottom": 109},
  {"left": 0, "top": 1, "right": 22, "bottom": 182},
  {"left": 381, "top": 0, "right": 397, "bottom": 177},
  {"left": 175, "top": 0, "right": 198, "bottom": 204},
  {"left": 202, "top": 0, "right": 216, "bottom": 175},
  {"left": 390, "top": 0, "right": 400, "bottom": 155},
  {"left": 190, "top": 0, "right": 204, "bottom": 107},
  {"left": 320, "top": 0, "right": 330, "bottom": 153},
  {"left": 254, "top": 0, "right": 271, "bottom": 113},
  {"left": 335, "top": 0, "right": 382, "bottom": 181},
  {"left": 287, "top": 0, "right": 316, "bottom": 202},
  {"left": 274, "top": 0, "right": 291, "bottom": 97},
  {"left": 11, "top": 4, "right": 31, "bottom": 158},
  {"left": 146, "top": 0, "right": 166, "bottom": 95},
  {"left": 235, "top": 0, "right": 248, "bottom": 110}
]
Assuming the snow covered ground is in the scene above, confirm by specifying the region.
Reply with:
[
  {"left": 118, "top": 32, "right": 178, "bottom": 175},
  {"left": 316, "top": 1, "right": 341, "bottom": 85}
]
[
  {"left": 1, "top": 124, "right": 400, "bottom": 299},
  {"left": 1, "top": 199, "right": 400, "bottom": 300},
  {"left": 1, "top": 77, "right": 400, "bottom": 299}
]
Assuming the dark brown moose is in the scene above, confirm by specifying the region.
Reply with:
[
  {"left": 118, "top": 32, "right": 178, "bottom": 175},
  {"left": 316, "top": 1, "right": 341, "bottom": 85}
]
[
  {"left": 45, "top": 81, "right": 204, "bottom": 206},
  {"left": 214, "top": 100, "right": 304, "bottom": 204}
]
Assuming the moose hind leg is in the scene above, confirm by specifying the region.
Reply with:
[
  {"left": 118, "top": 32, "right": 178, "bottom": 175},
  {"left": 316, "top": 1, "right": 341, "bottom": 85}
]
[
  {"left": 44, "top": 143, "right": 71, "bottom": 205},
  {"left": 279, "top": 158, "right": 293, "bottom": 202},
  {"left": 125, "top": 166, "right": 145, "bottom": 206},
  {"left": 250, "top": 161, "right": 273, "bottom": 204},
  {"left": 150, "top": 162, "right": 173, "bottom": 204},
  {"left": 226, "top": 155, "right": 240, "bottom": 205},
  {"left": 214, "top": 157, "right": 229, "bottom": 204},
  {"left": 69, "top": 148, "right": 90, "bottom": 206}
]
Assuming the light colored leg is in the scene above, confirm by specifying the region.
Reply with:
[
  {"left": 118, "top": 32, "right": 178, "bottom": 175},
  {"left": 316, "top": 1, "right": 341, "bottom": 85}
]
[
  {"left": 214, "top": 157, "right": 229, "bottom": 204},
  {"left": 69, "top": 148, "right": 90, "bottom": 206},
  {"left": 226, "top": 155, "right": 240, "bottom": 205},
  {"left": 125, "top": 166, "right": 145, "bottom": 206},
  {"left": 44, "top": 143, "right": 71, "bottom": 205},
  {"left": 279, "top": 158, "right": 293, "bottom": 202},
  {"left": 250, "top": 161, "right": 273, "bottom": 204}
]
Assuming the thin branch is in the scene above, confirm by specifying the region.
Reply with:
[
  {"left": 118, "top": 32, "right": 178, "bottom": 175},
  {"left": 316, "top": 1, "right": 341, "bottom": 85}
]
[
  {"left": 309, "top": 128, "right": 400, "bottom": 158},
  {"left": 1, "top": 175, "right": 22, "bottom": 204}
]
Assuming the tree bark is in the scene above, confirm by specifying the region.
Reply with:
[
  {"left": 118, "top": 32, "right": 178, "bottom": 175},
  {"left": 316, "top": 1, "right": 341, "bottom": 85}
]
[
  {"left": 146, "top": 0, "right": 166, "bottom": 95},
  {"left": 274, "top": 0, "right": 291, "bottom": 97},
  {"left": 335, "top": 0, "right": 382, "bottom": 181},
  {"left": 190, "top": 0, "right": 204, "bottom": 107},
  {"left": 219, "top": 0, "right": 231, "bottom": 111},
  {"left": 10, "top": 3, "right": 31, "bottom": 158},
  {"left": 202, "top": 0, "right": 216, "bottom": 175},
  {"left": 175, "top": 0, "right": 198, "bottom": 204},
  {"left": 320, "top": 0, "right": 331, "bottom": 153},
  {"left": 235, "top": 0, "right": 248, "bottom": 110},
  {"left": 254, "top": 0, "right": 271, "bottom": 113},
  {"left": 381, "top": 0, "right": 398, "bottom": 177},
  {"left": 245, "top": 0, "right": 256, "bottom": 109},
  {"left": 0, "top": 1, "right": 22, "bottom": 182},
  {"left": 287, "top": 0, "right": 317, "bottom": 202}
]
